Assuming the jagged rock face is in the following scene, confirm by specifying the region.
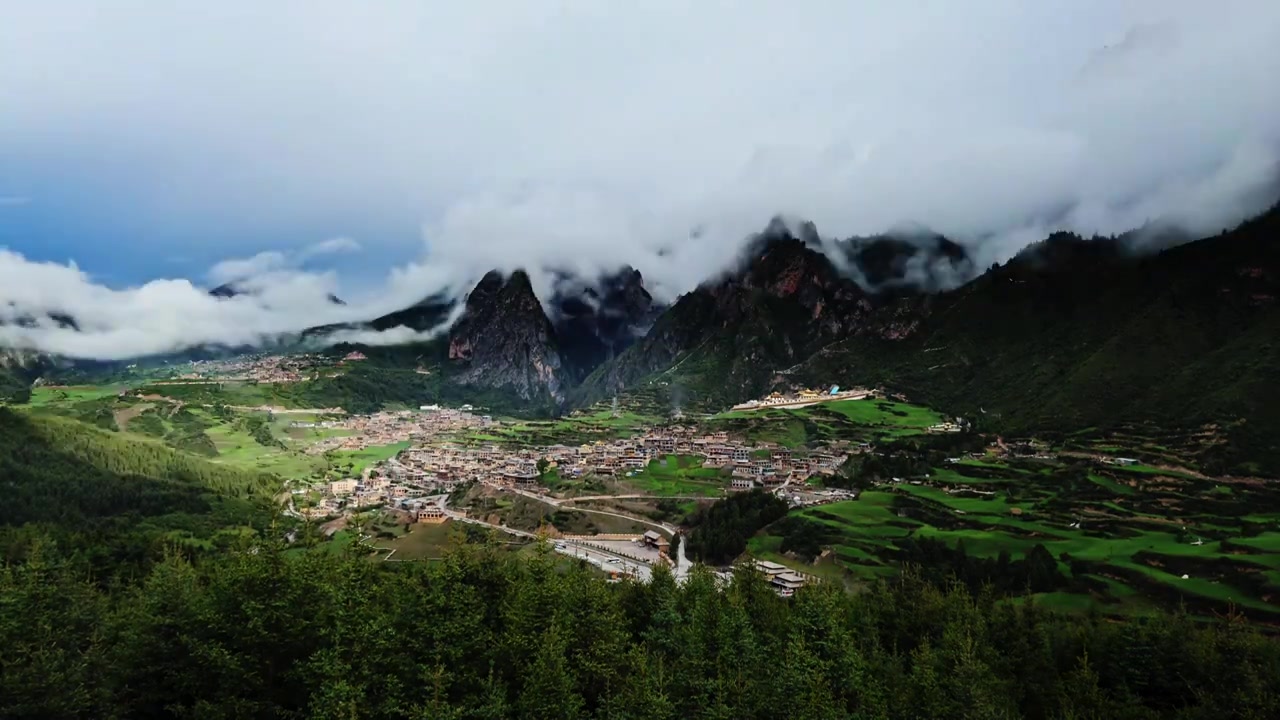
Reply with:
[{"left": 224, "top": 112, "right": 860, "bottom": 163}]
[
  {"left": 580, "top": 230, "right": 932, "bottom": 404},
  {"left": 550, "top": 265, "right": 663, "bottom": 378},
  {"left": 447, "top": 270, "right": 567, "bottom": 402},
  {"left": 704, "top": 235, "right": 932, "bottom": 346}
]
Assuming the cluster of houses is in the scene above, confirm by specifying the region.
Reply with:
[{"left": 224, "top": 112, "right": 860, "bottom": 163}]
[
  {"left": 538, "top": 426, "right": 855, "bottom": 490},
  {"left": 302, "top": 407, "right": 494, "bottom": 455},
  {"left": 730, "top": 386, "right": 877, "bottom": 412},
  {"left": 168, "top": 352, "right": 338, "bottom": 384},
  {"left": 375, "top": 425, "right": 854, "bottom": 494},
  {"left": 301, "top": 423, "right": 859, "bottom": 519},
  {"left": 299, "top": 465, "right": 468, "bottom": 520},
  {"left": 752, "top": 560, "right": 814, "bottom": 597}
]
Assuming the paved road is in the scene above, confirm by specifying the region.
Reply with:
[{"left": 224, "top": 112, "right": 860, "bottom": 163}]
[
  {"left": 499, "top": 486, "right": 680, "bottom": 533},
  {"left": 560, "top": 493, "right": 714, "bottom": 504},
  {"left": 553, "top": 543, "right": 653, "bottom": 582},
  {"left": 441, "top": 495, "right": 659, "bottom": 581}
]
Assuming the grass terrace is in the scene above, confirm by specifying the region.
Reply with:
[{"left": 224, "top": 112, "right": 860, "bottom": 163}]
[
  {"left": 622, "top": 454, "right": 728, "bottom": 497},
  {"left": 706, "top": 399, "right": 948, "bottom": 447},
  {"left": 751, "top": 435, "right": 1280, "bottom": 620}
]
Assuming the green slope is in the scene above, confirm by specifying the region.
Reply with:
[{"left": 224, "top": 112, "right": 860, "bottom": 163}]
[
  {"left": 0, "top": 408, "right": 281, "bottom": 575},
  {"left": 586, "top": 205, "right": 1280, "bottom": 473},
  {"left": 795, "top": 208, "right": 1280, "bottom": 473}
]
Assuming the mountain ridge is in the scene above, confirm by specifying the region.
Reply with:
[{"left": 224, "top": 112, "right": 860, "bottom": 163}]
[{"left": 582, "top": 203, "right": 1280, "bottom": 472}]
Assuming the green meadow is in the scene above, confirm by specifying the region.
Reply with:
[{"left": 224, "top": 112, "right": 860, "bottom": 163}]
[
  {"left": 622, "top": 454, "right": 727, "bottom": 497},
  {"left": 752, "top": 426, "right": 1280, "bottom": 620}
]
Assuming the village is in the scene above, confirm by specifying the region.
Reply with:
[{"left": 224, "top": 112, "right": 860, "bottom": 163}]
[
  {"left": 299, "top": 405, "right": 495, "bottom": 454},
  {"left": 301, "top": 416, "right": 857, "bottom": 519},
  {"left": 292, "top": 399, "right": 871, "bottom": 595},
  {"left": 160, "top": 350, "right": 367, "bottom": 384}
]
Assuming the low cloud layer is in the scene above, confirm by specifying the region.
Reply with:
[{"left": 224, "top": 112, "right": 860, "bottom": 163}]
[
  {"left": 1, "top": 2, "right": 1278, "bottom": 359},
  {"left": 0, "top": 246, "right": 462, "bottom": 360},
  {"left": 208, "top": 237, "right": 362, "bottom": 287}
]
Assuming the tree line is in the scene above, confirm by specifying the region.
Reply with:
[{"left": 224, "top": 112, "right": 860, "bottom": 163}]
[
  {"left": 684, "top": 490, "right": 789, "bottom": 564},
  {"left": 4, "top": 537, "right": 1279, "bottom": 719}
]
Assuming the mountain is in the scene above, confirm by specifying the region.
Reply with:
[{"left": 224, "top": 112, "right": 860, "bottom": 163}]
[
  {"left": 549, "top": 265, "right": 664, "bottom": 378},
  {"left": 315, "top": 265, "right": 666, "bottom": 407},
  {"left": 573, "top": 222, "right": 937, "bottom": 409},
  {"left": 584, "top": 204, "right": 1280, "bottom": 473},
  {"left": 302, "top": 290, "right": 458, "bottom": 342},
  {"left": 208, "top": 283, "right": 241, "bottom": 299},
  {"left": 832, "top": 228, "right": 975, "bottom": 291},
  {"left": 368, "top": 294, "right": 454, "bottom": 332},
  {"left": 444, "top": 270, "right": 568, "bottom": 403},
  {"left": 792, "top": 205, "right": 1280, "bottom": 472}
]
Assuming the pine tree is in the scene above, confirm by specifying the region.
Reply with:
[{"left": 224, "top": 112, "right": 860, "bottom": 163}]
[{"left": 517, "top": 627, "right": 584, "bottom": 720}]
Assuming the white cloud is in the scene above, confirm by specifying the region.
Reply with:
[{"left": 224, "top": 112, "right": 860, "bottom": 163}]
[
  {"left": 301, "top": 236, "right": 362, "bottom": 259},
  {"left": 1, "top": 2, "right": 1278, "bottom": 359},
  {"left": 0, "top": 247, "right": 447, "bottom": 361},
  {"left": 207, "top": 237, "right": 362, "bottom": 286},
  {"left": 207, "top": 251, "right": 289, "bottom": 286}
]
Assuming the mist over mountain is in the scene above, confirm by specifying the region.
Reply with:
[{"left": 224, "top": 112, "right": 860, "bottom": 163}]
[{"left": 547, "top": 266, "right": 665, "bottom": 378}]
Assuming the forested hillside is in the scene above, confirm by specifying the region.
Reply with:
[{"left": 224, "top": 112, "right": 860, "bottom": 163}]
[
  {"left": 582, "top": 204, "right": 1280, "bottom": 473},
  {"left": 4, "top": 541, "right": 1278, "bottom": 719},
  {"left": 794, "top": 204, "right": 1280, "bottom": 474},
  {"left": 0, "top": 366, "right": 29, "bottom": 402},
  {"left": 0, "top": 408, "right": 280, "bottom": 576}
]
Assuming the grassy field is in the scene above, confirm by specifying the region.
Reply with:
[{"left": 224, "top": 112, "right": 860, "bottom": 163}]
[
  {"left": 705, "top": 399, "right": 946, "bottom": 447},
  {"left": 28, "top": 385, "right": 128, "bottom": 406},
  {"left": 203, "top": 419, "right": 328, "bottom": 478},
  {"left": 373, "top": 521, "right": 458, "bottom": 560},
  {"left": 622, "top": 455, "right": 728, "bottom": 497},
  {"left": 326, "top": 441, "right": 411, "bottom": 475},
  {"left": 751, "top": 428, "right": 1280, "bottom": 620},
  {"left": 21, "top": 385, "right": 340, "bottom": 481}
]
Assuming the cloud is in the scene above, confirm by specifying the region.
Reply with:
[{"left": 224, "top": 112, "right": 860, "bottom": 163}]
[
  {"left": 207, "top": 237, "right": 362, "bottom": 286},
  {"left": 317, "top": 303, "right": 467, "bottom": 349},
  {"left": 208, "top": 251, "right": 289, "bottom": 286},
  {"left": 1, "top": 2, "right": 1279, "bottom": 358},
  {"left": 0, "top": 246, "right": 447, "bottom": 361},
  {"left": 300, "top": 236, "right": 362, "bottom": 259}
]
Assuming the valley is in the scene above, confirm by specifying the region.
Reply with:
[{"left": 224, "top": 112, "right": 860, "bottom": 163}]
[
  {"left": 7, "top": 11, "right": 1280, "bottom": 714},
  {"left": 13, "top": 367, "right": 1280, "bottom": 622}
]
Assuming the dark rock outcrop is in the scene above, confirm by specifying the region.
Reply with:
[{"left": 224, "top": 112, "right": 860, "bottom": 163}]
[
  {"left": 446, "top": 270, "right": 568, "bottom": 403},
  {"left": 577, "top": 222, "right": 933, "bottom": 407},
  {"left": 549, "top": 265, "right": 664, "bottom": 379}
]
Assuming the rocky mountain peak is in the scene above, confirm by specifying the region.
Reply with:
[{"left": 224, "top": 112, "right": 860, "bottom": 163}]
[
  {"left": 446, "top": 269, "right": 567, "bottom": 403},
  {"left": 549, "top": 265, "right": 663, "bottom": 379}
]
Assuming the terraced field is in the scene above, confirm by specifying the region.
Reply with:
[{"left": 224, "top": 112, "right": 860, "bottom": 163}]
[
  {"left": 706, "top": 399, "right": 947, "bottom": 447},
  {"left": 756, "top": 440, "right": 1280, "bottom": 620},
  {"left": 453, "top": 403, "right": 666, "bottom": 447}
]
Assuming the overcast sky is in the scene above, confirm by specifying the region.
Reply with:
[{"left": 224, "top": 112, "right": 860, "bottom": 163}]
[{"left": 1, "top": 1, "right": 1278, "bottom": 359}]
